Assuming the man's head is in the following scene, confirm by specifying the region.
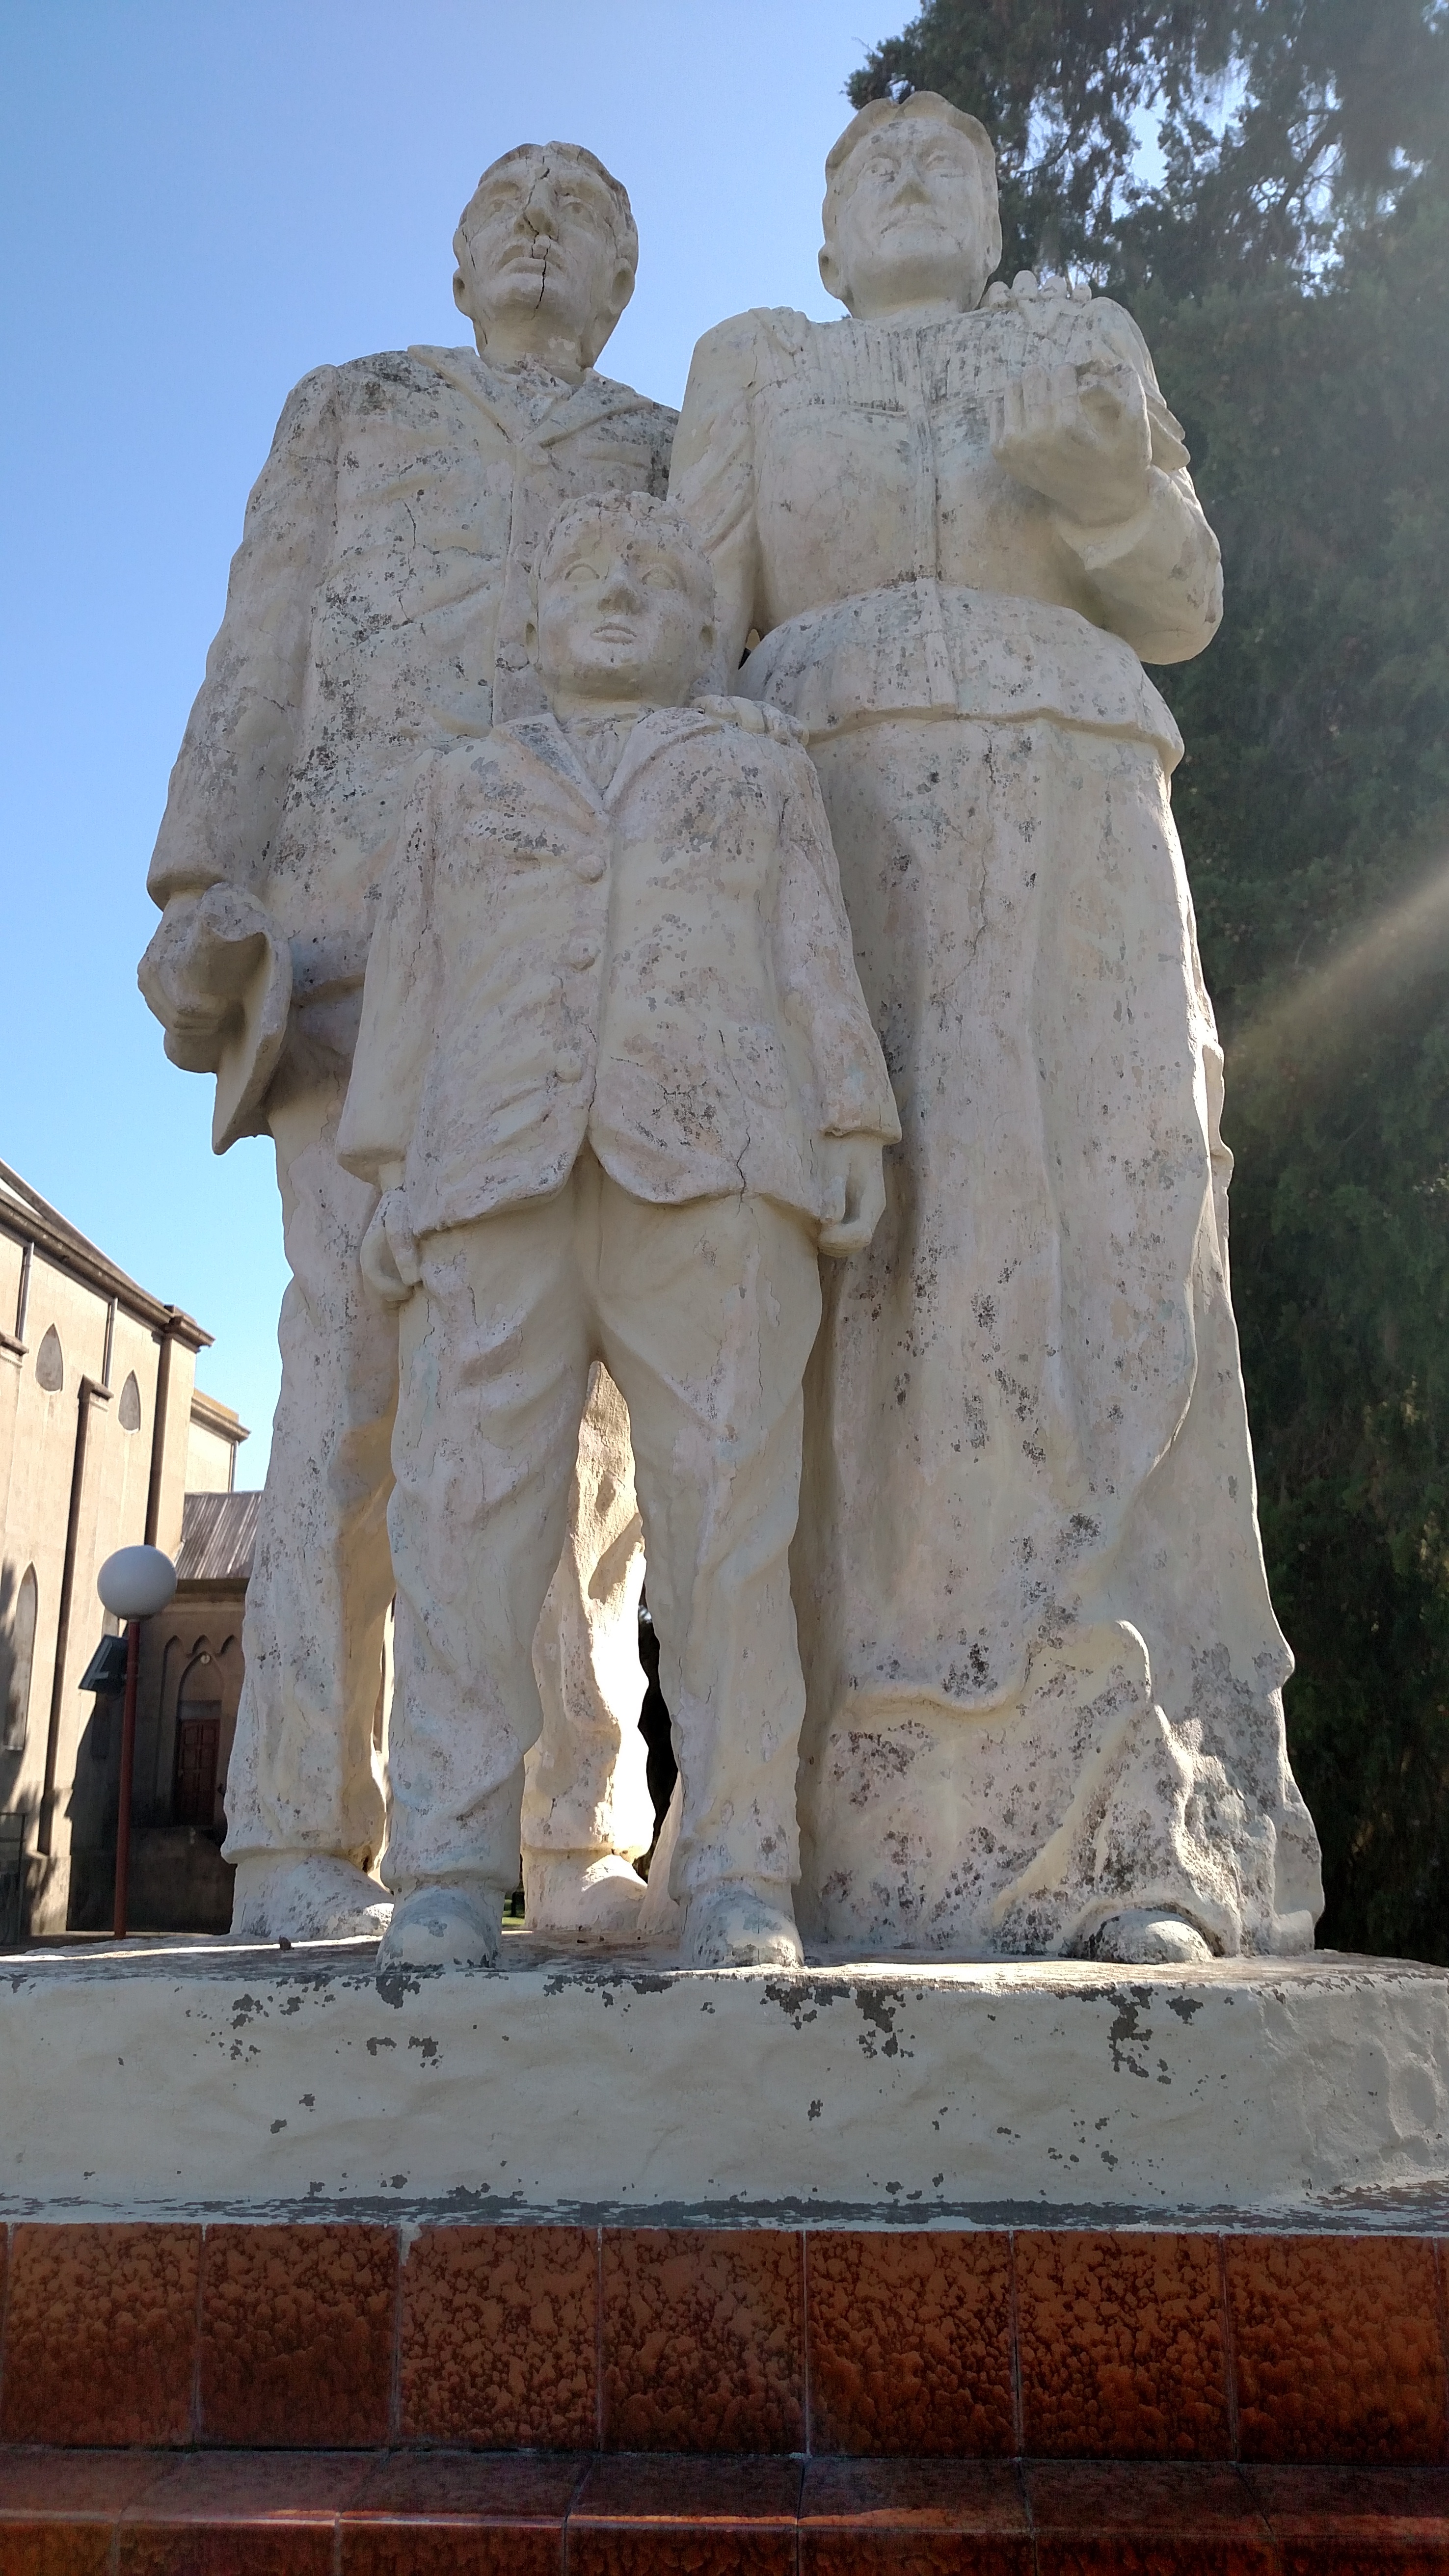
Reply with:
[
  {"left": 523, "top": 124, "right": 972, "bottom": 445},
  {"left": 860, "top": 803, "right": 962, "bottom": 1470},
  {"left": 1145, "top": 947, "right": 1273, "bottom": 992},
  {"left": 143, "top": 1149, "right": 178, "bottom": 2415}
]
[
  {"left": 819, "top": 93, "right": 1001, "bottom": 320},
  {"left": 453, "top": 142, "right": 638, "bottom": 374},
  {"left": 528, "top": 492, "right": 718, "bottom": 713}
]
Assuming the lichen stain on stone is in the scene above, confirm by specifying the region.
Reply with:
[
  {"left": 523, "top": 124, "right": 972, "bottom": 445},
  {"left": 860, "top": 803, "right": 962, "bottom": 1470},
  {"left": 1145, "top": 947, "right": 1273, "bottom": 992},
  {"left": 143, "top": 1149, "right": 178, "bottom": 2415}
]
[
  {"left": 1105, "top": 1985, "right": 1156, "bottom": 2078},
  {"left": 375, "top": 1965, "right": 431, "bottom": 2010},
  {"left": 365, "top": 2035, "right": 397, "bottom": 2055},
  {"left": 409, "top": 2035, "right": 440, "bottom": 2063},
  {"left": 855, "top": 1988, "right": 907, "bottom": 2058},
  {"left": 229, "top": 1993, "right": 268, "bottom": 2032}
]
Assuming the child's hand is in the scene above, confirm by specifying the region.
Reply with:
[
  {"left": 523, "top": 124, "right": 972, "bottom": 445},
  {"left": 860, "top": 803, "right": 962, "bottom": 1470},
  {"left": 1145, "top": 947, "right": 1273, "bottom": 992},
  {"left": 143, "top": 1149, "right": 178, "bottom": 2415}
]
[
  {"left": 360, "top": 1190, "right": 422, "bottom": 1305},
  {"left": 818, "top": 1136, "right": 887, "bottom": 1258}
]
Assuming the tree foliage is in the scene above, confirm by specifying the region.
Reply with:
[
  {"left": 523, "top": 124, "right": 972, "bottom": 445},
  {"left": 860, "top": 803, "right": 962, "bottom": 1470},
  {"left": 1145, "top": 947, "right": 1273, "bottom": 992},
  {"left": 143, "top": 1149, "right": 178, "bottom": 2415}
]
[
  {"left": 847, "top": 1, "right": 1449, "bottom": 1958},
  {"left": 849, "top": 0, "right": 1449, "bottom": 288}
]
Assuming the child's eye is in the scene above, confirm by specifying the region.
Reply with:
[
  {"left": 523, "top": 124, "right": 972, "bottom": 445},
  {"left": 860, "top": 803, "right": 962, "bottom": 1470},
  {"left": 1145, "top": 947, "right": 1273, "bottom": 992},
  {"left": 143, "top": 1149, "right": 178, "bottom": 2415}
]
[
  {"left": 563, "top": 561, "right": 597, "bottom": 587},
  {"left": 642, "top": 566, "right": 678, "bottom": 589}
]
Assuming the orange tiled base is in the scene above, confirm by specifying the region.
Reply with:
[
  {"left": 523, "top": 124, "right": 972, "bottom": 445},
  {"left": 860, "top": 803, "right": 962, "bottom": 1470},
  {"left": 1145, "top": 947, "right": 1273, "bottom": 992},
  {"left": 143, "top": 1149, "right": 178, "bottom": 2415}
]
[{"left": 3, "top": 2223, "right": 1449, "bottom": 2567}]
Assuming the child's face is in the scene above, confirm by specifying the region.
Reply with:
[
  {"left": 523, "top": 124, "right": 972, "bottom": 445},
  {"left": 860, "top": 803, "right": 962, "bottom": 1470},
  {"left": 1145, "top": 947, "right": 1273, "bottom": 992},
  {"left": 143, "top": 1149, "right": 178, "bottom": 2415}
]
[{"left": 532, "top": 526, "right": 714, "bottom": 708}]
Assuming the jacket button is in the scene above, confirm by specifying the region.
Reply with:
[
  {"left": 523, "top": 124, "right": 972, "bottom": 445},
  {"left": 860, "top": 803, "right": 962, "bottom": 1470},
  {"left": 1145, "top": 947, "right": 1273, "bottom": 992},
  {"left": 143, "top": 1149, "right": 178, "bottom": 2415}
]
[
  {"left": 565, "top": 936, "right": 599, "bottom": 970},
  {"left": 554, "top": 1049, "right": 585, "bottom": 1083},
  {"left": 576, "top": 852, "right": 606, "bottom": 882}
]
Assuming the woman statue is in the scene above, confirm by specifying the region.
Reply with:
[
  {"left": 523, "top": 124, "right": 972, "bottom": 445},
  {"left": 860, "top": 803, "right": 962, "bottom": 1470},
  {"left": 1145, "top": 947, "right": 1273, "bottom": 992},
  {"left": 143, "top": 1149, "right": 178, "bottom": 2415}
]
[{"left": 670, "top": 92, "right": 1322, "bottom": 1963}]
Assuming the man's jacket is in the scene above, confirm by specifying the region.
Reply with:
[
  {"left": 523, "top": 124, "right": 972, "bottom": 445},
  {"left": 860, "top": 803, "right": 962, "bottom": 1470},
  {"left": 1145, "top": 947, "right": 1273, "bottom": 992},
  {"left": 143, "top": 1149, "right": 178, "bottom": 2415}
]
[
  {"left": 335, "top": 702, "right": 900, "bottom": 1234},
  {"left": 146, "top": 346, "right": 675, "bottom": 1007}
]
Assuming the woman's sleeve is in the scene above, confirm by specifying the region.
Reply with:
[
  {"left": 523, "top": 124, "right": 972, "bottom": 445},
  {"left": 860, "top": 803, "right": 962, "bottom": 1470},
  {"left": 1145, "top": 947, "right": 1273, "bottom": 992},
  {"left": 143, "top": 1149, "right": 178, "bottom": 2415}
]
[{"left": 669, "top": 312, "right": 769, "bottom": 679}]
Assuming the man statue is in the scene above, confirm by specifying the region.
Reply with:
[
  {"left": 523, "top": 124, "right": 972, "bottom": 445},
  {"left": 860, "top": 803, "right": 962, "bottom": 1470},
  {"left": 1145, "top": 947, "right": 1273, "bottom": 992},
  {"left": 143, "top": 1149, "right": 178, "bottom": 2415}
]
[
  {"left": 671, "top": 93, "right": 1324, "bottom": 1964},
  {"left": 139, "top": 143, "right": 673, "bottom": 1941},
  {"left": 335, "top": 491, "right": 898, "bottom": 1969}
]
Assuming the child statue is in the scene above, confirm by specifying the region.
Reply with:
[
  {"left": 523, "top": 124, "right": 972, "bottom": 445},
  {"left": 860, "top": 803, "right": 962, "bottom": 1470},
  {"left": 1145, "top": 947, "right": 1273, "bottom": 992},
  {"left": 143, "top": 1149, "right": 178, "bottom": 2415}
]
[{"left": 336, "top": 491, "right": 900, "bottom": 1970}]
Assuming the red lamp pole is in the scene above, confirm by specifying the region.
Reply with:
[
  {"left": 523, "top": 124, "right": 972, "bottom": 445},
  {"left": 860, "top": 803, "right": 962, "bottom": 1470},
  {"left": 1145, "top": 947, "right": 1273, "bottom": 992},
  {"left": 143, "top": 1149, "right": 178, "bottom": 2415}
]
[{"left": 112, "top": 1617, "right": 140, "bottom": 1940}]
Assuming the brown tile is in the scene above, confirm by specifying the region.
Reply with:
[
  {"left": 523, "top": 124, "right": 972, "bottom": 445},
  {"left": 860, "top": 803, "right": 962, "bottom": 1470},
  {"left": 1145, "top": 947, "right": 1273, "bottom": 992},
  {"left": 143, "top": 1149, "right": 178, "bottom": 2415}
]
[
  {"left": 1226, "top": 2235, "right": 1447, "bottom": 2465},
  {"left": 118, "top": 2530, "right": 336, "bottom": 2576},
  {"left": 343, "top": 2533, "right": 561, "bottom": 2576},
  {"left": 399, "top": 2225, "right": 596, "bottom": 2447},
  {"left": 801, "top": 2458, "right": 1030, "bottom": 2576},
  {"left": 349, "top": 2454, "right": 587, "bottom": 2519},
  {"left": 0, "top": 2450, "right": 168, "bottom": 2517},
  {"left": 115, "top": 2450, "right": 372, "bottom": 2576},
  {"left": 1028, "top": 2461, "right": 1274, "bottom": 2574},
  {"left": 0, "top": 2224, "right": 200, "bottom": 2445},
  {"left": 570, "top": 2455, "right": 801, "bottom": 2576},
  {"left": 1246, "top": 2463, "right": 1449, "bottom": 2568},
  {"left": 1016, "top": 2230, "right": 1232, "bottom": 2461},
  {"left": 601, "top": 2229, "right": 804, "bottom": 2452},
  {"left": 0, "top": 2448, "right": 168, "bottom": 2576},
  {"left": 199, "top": 2224, "right": 397, "bottom": 2446},
  {"left": 0, "top": 2529, "right": 113, "bottom": 2576},
  {"left": 119, "top": 2449, "right": 374, "bottom": 2518},
  {"left": 342, "top": 2454, "right": 583, "bottom": 2576},
  {"left": 806, "top": 2230, "right": 1014, "bottom": 2457}
]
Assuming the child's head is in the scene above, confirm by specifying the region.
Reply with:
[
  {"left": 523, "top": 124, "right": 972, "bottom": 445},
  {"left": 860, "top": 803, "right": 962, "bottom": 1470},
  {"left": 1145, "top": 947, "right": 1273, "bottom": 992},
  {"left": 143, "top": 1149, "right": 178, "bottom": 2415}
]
[{"left": 528, "top": 492, "right": 718, "bottom": 712}]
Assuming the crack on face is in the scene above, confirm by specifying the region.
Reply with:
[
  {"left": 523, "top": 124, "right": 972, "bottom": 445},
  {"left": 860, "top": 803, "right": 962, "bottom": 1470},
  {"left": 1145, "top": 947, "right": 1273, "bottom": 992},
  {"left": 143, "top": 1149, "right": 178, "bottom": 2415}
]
[{"left": 518, "top": 160, "right": 554, "bottom": 312}]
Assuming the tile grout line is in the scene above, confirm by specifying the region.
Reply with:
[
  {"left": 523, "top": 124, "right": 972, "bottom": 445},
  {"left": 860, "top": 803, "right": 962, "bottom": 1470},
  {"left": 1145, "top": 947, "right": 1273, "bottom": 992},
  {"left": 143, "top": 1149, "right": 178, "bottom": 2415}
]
[
  {"left": 1007, "top": 2228, "right": 1025, "bottom": 2460},
  {"left": 1217, "top": 2232, "right": 1240, "bottom": 2463},
  {"left": 562, "top": 2445, "right": 592, "bottom": 2576},
  {"left": 190, "top": 2223, "right": 207, "bottom": 2445}
]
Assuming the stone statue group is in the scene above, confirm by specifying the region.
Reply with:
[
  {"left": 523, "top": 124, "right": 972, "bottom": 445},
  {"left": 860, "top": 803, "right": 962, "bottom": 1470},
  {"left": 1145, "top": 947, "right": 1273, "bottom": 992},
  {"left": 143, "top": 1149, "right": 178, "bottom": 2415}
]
[{"left": 140, "top": 95, "right": 1324, "bottom": 1973}]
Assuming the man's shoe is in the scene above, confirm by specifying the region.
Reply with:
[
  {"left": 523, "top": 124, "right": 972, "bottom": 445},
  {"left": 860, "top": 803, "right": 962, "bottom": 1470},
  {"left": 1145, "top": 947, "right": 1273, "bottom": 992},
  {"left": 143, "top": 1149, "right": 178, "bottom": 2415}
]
[
  {"left": 377, "top": 1880, "right": 501, "bottom": 1970},
  {"left": 1080, "top": 1907, "right": 1216, "bottom": 1965},
  {"left": 683, "top": 1881, "right": 803, "bottom": 1969},
  {"left": 522, "top": 1850, "right": 646, "bottom": 1938},
  {"left": 229, "top": 1852, "right": 392, "bottom": 1942}
]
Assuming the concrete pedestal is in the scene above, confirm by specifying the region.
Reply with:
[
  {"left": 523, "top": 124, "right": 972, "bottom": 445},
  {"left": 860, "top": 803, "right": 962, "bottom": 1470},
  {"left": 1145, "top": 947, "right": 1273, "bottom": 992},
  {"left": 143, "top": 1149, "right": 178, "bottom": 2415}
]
[{"left": 3, "top": 1934, "right": 1446, "bottom": 2226}]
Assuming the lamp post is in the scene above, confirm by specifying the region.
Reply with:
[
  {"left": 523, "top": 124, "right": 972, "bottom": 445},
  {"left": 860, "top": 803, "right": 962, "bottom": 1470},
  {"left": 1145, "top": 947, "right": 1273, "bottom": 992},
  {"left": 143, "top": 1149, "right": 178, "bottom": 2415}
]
[{"left": 96, "top": 1545, "right": 177, "bottom": 1940}]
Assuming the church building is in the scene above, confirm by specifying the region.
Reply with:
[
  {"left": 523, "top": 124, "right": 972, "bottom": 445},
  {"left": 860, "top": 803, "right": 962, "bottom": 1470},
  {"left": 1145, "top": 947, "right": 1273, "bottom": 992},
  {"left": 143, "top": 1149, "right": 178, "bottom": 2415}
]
[{"left": 0, "top": 1159, "right": 251, "bottom": 1940}]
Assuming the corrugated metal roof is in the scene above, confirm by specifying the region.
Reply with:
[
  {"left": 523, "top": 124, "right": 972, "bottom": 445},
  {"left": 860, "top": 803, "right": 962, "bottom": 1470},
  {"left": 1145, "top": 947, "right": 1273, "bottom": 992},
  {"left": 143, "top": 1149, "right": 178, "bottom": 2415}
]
[{"left": 176, "top": 1490, "right": 261, "bottom": 1584}]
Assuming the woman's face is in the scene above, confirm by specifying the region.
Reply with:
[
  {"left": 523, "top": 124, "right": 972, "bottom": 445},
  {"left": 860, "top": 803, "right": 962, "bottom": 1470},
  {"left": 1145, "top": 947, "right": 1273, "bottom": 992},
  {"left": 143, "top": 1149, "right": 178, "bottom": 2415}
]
[{"left": 823, "top": 117, "right": 994, "bottom": 319}]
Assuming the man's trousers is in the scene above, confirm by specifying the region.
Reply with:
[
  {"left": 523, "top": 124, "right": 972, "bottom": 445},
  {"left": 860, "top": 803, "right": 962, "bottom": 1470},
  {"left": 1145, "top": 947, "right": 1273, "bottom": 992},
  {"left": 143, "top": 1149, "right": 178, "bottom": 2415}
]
[
  {"left": 221, "top": 1070, "right": 654, "bottom": 1881},
  {"left": 384, "top": 1151, "right": 823, "bottom": 1906}
]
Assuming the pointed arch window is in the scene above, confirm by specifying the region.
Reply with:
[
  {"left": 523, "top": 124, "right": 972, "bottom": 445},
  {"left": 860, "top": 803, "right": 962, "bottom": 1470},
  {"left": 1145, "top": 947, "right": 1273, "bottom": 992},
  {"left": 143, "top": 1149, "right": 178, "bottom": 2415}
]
[
  {"left": 34, "top": 1326, "right": 63, "bottom": 1393},
  {"left": 118, "top": 1370, "right": 142, "bottom": 1432},
  {"left": 1, "top": 1566, "right": 38, "bottom": 1754}
]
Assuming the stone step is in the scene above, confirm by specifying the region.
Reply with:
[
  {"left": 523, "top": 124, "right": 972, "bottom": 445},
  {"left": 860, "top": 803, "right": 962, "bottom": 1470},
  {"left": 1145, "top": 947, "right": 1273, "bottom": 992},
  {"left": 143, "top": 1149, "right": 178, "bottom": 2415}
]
[{"left": 2, "top": 2448, "right": 1449, "bottom": 2569}]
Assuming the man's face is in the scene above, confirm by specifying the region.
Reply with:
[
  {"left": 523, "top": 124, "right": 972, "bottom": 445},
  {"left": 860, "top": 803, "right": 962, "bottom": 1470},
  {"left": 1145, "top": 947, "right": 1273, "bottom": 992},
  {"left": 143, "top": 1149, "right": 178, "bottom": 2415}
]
[
  {"left": 454, "top": 148, "right": 632, "bottom": 361},
  {"left": 533, "top": 522, "right": 714, "bottom": 708},
  {"left": 823, "top": 116, "right": 993, "bottom": 314}
]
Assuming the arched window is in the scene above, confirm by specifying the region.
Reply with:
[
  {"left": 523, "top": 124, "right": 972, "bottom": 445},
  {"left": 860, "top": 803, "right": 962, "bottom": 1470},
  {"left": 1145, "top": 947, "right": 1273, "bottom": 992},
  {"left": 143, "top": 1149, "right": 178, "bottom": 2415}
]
[
  {"left": 174, "top": 1646, "right": 222, "bottom": 1828},
  {"left": 118, "top": 1370, "right": 142, "bottom": 1432},
  {"left": 34, "top": 1326, "right": 63, "bottom": 1393},
  {"left": 1, "top": 1566, "right": 38, "bottom": 1755}
]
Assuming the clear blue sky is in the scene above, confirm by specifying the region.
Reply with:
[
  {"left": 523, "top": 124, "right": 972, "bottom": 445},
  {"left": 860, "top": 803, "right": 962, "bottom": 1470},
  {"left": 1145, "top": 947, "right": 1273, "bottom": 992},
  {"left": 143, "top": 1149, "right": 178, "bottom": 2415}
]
[{"left": 0, "top": 0, "right": 881, "bottom": 1481}]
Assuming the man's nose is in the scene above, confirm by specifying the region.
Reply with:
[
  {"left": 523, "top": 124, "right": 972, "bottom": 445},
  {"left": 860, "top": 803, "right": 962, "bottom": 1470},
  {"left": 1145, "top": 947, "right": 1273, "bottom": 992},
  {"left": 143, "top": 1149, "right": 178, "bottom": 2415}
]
[
  {"left": 596, "top": 555, "right": 643, "bottom": 607},
  {"left": 889, "top": 155, "right": 931, "bottom": 203},
  {"left": 522, "top": 171, "right": 561, "bottom": 238}
]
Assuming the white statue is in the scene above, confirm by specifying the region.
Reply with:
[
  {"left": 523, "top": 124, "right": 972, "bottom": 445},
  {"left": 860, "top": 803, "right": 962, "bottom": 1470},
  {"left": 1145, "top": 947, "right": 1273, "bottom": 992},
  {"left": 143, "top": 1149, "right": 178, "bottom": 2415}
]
[
  {"left": 335, "top": 491, "right": 900, "bottom": 1970},
  {"left": 671, "top": 94, "right": 1324, "bottom": 1964},
  {"left": 139, "top": 144, "right": 674, "bottom": 1942}
]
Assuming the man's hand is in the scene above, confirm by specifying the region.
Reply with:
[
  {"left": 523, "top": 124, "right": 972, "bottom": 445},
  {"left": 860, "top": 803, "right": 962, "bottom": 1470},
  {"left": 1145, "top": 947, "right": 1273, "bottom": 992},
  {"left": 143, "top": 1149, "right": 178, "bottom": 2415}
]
[
  {"left": 990, "top": 358, "right": 1153, "bottom": 530},
  {"left": 818, "top": 1135, "right": 887, "bottom": 1259},
  {"left": 137, "top": 885, "right": 284, "bottom": 1073},
  {"left": 359, "top": 1190, "right": 422, "bottom": 1306}
]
